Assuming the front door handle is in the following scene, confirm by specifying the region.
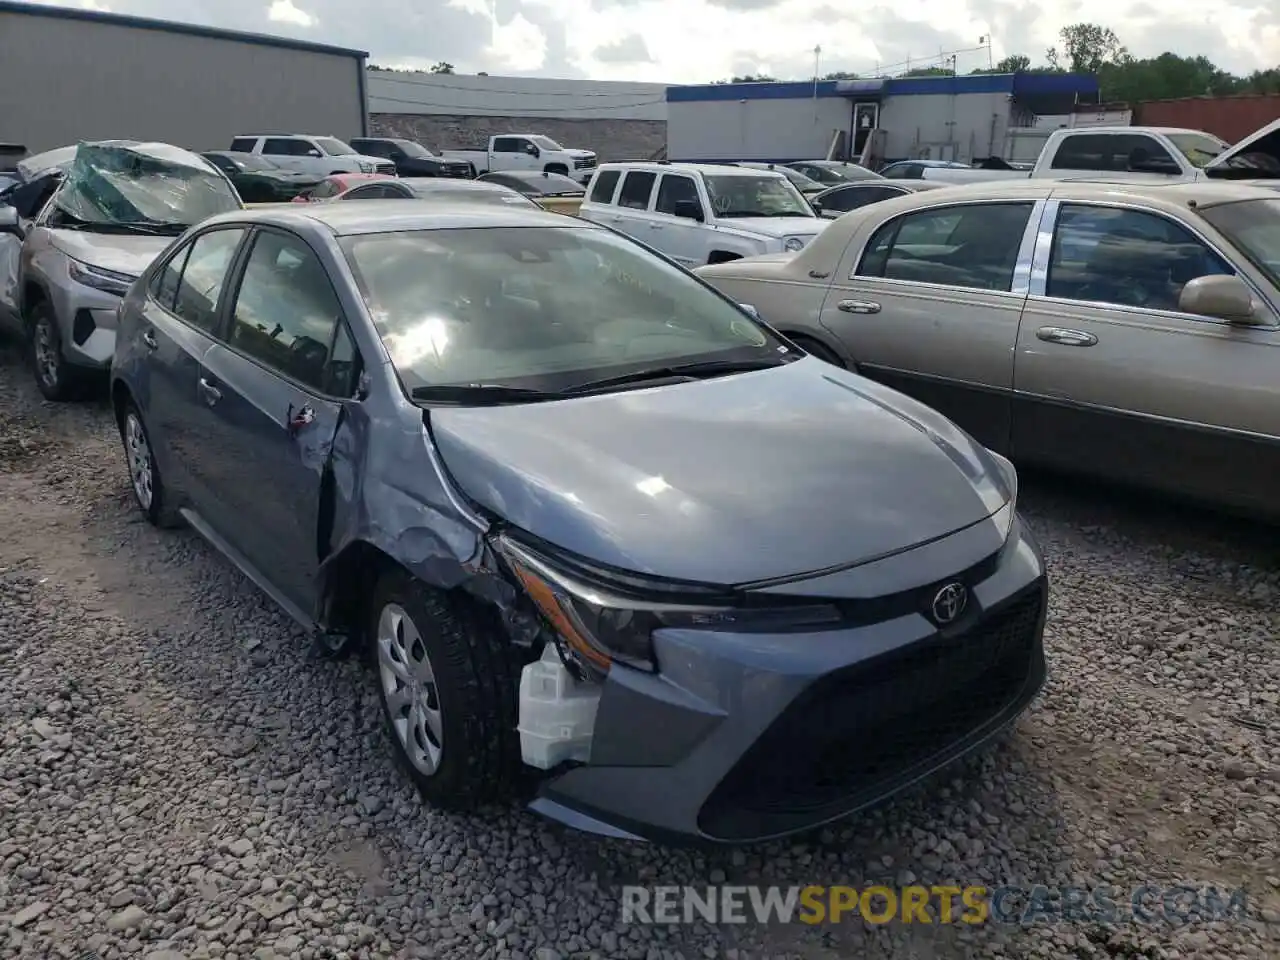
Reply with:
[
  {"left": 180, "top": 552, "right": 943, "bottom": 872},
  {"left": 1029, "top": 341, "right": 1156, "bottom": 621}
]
[
  {"left": 197, "top": 377, "right": 221, "bottom": 406},
  {"left": 808, "top": 269, "right": 830, "bottom": 279},
  {"left": 837, "top": 299, "right": 881, "bottom": 314},
  {"left": 141, "top": 329, "right": 158, "bottom": 351},
  {"left": 648, "top": 223, "right": 662, "bottom": 230},
  {"left": 1036, "top": 326, "right": 1097, "bottom": 347}
]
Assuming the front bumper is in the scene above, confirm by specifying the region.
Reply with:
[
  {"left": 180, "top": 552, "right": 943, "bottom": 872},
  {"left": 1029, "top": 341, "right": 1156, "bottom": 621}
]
[
  {"left": 531, "top": 516, "right": 1048, "bottom": 844},
  {"left": 51, "top": 285, "right": 122, "bottom": 369}
]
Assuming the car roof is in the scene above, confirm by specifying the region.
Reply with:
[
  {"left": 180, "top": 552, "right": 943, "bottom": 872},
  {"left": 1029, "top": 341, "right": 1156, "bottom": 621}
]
[
  {"left": 595, "top": 161, "right": 781, "bottom": 177},
  {"left": 911, "top": 178, "right": 1280, "bottom": 208},
  {"left": 201, "top": 199, "right": 588, "bottom": 236},
  {"left": 402, "top": 179, "right": 526, "bottom": 195}
]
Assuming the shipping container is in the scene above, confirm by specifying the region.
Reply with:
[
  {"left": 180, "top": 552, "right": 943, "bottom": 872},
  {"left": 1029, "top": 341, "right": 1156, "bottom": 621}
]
[{"left": 1134, "top": 95, "right": 1280, "bottom": 144}]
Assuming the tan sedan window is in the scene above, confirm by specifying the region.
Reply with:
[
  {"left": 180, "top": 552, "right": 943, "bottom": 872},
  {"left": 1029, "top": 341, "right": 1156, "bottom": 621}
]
[
  {"left": 856, "top": 203, "right": 1034, "bottom": 292},
  {"left": 1046, "top": 205, "right": 1234, "bottom": 313}
]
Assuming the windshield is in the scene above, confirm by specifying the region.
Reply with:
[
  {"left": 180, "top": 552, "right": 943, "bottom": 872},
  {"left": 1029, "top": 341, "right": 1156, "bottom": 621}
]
[
  {"left": 1168, "top": 133, "right": 1228, "bottom": 168},
  {"left": 51, "top": 142, "right": 241, "bottom": 234},
  {"left": 226, "top": 154, "right": 279, "bottom": 172},
  {"left": 340, "top": 225, "right": 783, "bottom": 392},
  {"left": 405, "top": 182, "right": 539, "bottom": 207},
  {"left": 532, "top": 136, "right": 563, "bottom": 151},
  {"left": 703, "top": 174, "right": 814, "bottom": 218},
  {"left": 1199, "top": 198, "right": 1280, "bottom": 287},
  {"left": 316, "top": 137, "right": 356, "bottom": 156}
]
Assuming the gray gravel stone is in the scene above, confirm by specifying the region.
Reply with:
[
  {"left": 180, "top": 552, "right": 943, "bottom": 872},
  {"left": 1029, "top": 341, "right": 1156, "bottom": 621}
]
[{"left": 0, "top": 336, "right": 1276, "bottom": 960}]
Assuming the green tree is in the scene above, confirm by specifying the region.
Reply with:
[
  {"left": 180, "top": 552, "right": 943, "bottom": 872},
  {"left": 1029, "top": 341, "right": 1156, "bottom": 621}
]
[
  {"left": 1046, "top": 23, "right": 1128, "bottom": 74},
  {"left": 996, "top": 54, "right": 1031, "bottom": 73},
  {"left": 430, "top": 61, "right": 455, "bottom": 74}
]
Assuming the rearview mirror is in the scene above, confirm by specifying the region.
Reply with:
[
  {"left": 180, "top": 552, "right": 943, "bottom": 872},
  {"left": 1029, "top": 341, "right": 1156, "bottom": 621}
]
[
  {"left": 1178, "top": 275, "right": 1263, "bottom": 324},
  {"left": 673, "top": 199, "right": 703, "bottom": 222},
  {"left": 0, "top": 205, "right": 22, "bottom": 238}
]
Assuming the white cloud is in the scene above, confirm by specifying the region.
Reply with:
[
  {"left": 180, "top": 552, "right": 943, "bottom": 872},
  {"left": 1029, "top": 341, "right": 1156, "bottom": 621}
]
[
  {"left": 266, "top": 0, "right": 317, "bottom": 28},
  {"left": 486, "top": 12, "right": 548, "bottom": 72},
  {"left": 80, "top": 0, "right": 111, "bottom": 10}
]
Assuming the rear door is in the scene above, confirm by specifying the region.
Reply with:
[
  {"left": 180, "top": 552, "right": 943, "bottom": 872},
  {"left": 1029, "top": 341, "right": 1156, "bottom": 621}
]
[
  {"left": 1011, "top": 199, "right": 1280, "bottom": 511},
  {"left": 816, "top": 199, "right": 1043, "bottom": 451},
  {"left": 196, "top": 226, "right": 360, "bottom": 616},
  {"left": 132, "top": 226, "right": 248, "bottom": 507}
]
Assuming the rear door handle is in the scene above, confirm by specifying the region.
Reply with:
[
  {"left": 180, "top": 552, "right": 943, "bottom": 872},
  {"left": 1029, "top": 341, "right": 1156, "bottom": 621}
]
[
  {"left": 1036, "top": 326, "right": 1097, "bottom": 347},
  {"left": 837, "top": 299, "right": 881, "bottom": 314},
  {"left": 197, "top": 377, "right": 221, "bottom": 406},
  {"left": 141, "top": 330, "right": 158, "bottom": 351}
]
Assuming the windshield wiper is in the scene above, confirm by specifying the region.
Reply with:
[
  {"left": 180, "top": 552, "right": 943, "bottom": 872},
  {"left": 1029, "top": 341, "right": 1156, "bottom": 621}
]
[
  {"left": 563, "top": 356, "right": 793, "bottom": 395},
  {"left": 410, "top": 383, "right": 561, "bottom": 405}
]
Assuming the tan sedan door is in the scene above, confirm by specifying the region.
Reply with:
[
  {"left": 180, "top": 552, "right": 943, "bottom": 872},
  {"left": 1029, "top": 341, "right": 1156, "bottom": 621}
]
[
  {"left": 1011, "top": 199, "right": 1280, "bottom": 514},
  {"left": 816, "top": 199, "right": 1045, "bottom": 452}
]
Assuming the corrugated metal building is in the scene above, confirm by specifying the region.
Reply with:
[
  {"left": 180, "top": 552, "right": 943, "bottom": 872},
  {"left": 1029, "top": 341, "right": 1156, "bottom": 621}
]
[
  {"left": 1134, "top": 95, "right": 1280, "bottom": 144},
  {"left": 0, "top": 1, "right": 368, "bottom": 156},
  {"left": 367, "top": 72, "right": 669, "bottom": 162},
  {"left": 666, "top": 72, "right": 1100, "bottom": 166}
]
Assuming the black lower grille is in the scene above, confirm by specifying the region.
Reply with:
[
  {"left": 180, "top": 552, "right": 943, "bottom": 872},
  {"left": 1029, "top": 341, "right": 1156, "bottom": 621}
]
[{"left": 698, "top": 584, "right": 1045, "bottom": 840}]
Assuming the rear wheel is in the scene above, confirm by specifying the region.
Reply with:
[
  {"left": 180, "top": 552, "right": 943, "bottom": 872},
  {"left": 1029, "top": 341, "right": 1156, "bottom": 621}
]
[
  {"left": 369, "top": 571, "right": 522, "bottom": 810},
  {"left": 29, "top": 302, "right": 85, "bottom": 402},
  {"left": 119, "top": 399, "right": 182, "bottom": 528}
]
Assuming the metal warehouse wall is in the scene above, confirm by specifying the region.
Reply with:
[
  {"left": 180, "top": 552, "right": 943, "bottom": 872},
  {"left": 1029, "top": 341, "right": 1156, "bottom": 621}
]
[
  {"left": 0, "top": 6, "right": 366, "bottom": 154},
  {"left": 368, "top": 71, "right": 668, "bottom": 162},
  {"left": 667, "top": 97, "right": 852, "bottom": 161},
  {"left": 1134, "top": 96, "right": 1280, "bottom": 143},
  {"left": 879, "top": 92, "right": 1012, "bottom": 162}
]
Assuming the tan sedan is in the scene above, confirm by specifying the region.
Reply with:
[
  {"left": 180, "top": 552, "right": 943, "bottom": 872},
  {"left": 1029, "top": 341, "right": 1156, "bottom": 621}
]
[{"left": 695, "top": 180, "right": 1280, "bottom": 517}]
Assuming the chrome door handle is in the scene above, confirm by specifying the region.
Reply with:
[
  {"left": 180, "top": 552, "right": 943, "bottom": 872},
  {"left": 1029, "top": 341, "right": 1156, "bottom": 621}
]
[
  {"left": 808, "top": 269, "right": 830, "bottom": 279},
  {"left": 649, "top": 224, "right": 662, "bottom": 229},
  {"left": 197, "top": 377, "right": 221, "bottom": 405},
  {"left": 141, "top": 330, "right": 158, "bottom": 350},
  {"left": 1036, "top": 326, "right": 1097, "bottom": 347},
  {"left": 837, "top": 299, "right": 881, "bottom": 314}
]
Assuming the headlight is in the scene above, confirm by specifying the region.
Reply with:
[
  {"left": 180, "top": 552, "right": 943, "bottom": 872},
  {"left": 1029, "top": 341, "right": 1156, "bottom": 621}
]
[
  {"left": 496, "top": 535, "right": 840, "bottom": 677},
  {"left": 358, "top": 161, "right": 375, "bottom": 173},
  {"left": 68, "top": 259, "right": 137, "bottom": 297},
  {"left": 783, "top": 236, "right": 805, "bottom": 252}
]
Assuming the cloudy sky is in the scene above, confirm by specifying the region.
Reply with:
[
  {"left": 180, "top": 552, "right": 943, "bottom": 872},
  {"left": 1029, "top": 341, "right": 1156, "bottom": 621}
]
[{"left": 21, "top": 0, "right": 1280, "bottom": 83}]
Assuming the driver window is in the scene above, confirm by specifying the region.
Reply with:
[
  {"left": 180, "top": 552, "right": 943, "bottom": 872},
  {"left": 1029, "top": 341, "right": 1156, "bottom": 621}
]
[
  {"left": 228, "top": 230, "right": 344, "bottom": 391},
  {"left": 1046, "top": 204, "right": 1233, "bottom": 312},
  {"left": 855, "top": 202, "right": 1035, "bottom": 292},
  {"left": 655, "top": 175, "right": 700, "bottom": 216}
]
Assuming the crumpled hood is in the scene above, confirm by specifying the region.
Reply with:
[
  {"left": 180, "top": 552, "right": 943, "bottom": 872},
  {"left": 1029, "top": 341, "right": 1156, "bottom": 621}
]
[
  {"left": 713, "top": 216, "right": 828, "bottom": 240},
  {"left": 430, "top": 358, "right": 1010, "bottom": 585},
  {"left": 49, "top": 230, "right": 169, "bottom": 277}
]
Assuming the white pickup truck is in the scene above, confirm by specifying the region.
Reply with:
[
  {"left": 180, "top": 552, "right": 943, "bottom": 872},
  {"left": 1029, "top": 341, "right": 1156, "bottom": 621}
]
[
  {"left": 440, "top": 134, "right": 598, "bottom": 183},
  {"left": 919, "top": 118, "right": 1280, "bottom": 185}
]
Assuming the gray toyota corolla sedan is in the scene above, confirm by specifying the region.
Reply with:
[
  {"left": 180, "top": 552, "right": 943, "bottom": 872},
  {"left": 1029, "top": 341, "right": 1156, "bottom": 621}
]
[{"left": 109, "top": 200, "right": 1048, "bottom": 844}]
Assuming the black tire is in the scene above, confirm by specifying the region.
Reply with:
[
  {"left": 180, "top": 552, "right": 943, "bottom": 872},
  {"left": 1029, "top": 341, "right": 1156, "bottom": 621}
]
[
  {"left": 368, "top": 571, "right": 522, "bottom": 810},
  {"left": 29, "top": 302, "right": 84, "bottom": 402},
  {"left": 788, "top": 333, "right": 844, "bottom": 367},
  {"left": 118, "top": 399, "right": 183, "bottom": 528}
]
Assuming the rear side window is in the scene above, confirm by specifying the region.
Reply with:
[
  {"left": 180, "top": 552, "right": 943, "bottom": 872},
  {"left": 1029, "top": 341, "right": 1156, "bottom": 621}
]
[
  {"left": 589, "top": 170, "right": 620, "bottom": 203},
  {"left": 825, "top": 185, "right": 902, "bottom": 213},
  {"left": 229, "top": 138, "right": 257, "bottom": 153},
  {"left": 228, "top": 230, "right": 344, "bottom": 391},
  {"left": 171, "top": 229, "right": 246, "bottom": 332},
  {"left": 1050, "top": 134, "right": 1177, "bottom": 173},
  {"left": 150, "top": 245, "right": 192, "bottom": 311},
  {"left": 856, "top": 203, "right": 1035, "bottom": 292},
  {"left": 655, "top": 175, "right": 700, "bottom": 215},
  {"left": 493, "top": 137, "right": 520, "bottom": 152},
  {"left": 617, "top": 171, "right": 657, "bottom": 210},
  {"left": 263, "top": 138, "right": 310, "bottom": 156}
]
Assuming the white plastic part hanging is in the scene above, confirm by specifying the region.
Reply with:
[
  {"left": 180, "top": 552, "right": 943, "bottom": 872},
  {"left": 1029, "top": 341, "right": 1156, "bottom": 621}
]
[{"left": 518, "top": 643, "right": 601, "bottom": 769}]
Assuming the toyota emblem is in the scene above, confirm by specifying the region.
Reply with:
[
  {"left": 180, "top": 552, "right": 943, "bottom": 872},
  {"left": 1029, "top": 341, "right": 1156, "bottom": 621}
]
[{"left": 931, "top": 582, "right": 968, "bottom": 625}]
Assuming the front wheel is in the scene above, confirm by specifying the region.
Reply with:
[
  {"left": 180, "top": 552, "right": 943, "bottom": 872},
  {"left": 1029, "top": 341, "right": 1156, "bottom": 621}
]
[
  {"left": 369, "top": 572, "right": 522, "bottom": 810},
  {"left": 29, "top": 303, "right": 84, "bottom": 402}
]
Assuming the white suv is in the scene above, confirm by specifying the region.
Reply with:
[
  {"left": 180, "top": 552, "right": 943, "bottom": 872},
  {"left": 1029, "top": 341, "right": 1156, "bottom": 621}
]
[
  {"left": 228, "top": 134, "right": 397, "bottom": 177},
  {"left": 577, "top": 162, "right": 827, "bottom": 267}
]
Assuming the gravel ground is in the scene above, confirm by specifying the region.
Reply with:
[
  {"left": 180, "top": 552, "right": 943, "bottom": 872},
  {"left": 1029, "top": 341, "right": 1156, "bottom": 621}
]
[{"left": 0, "top": 334, "right": 1277, "bottom": 960}]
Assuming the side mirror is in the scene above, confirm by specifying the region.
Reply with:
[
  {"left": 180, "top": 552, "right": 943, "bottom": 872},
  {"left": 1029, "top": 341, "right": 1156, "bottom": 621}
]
[
  {"left": 307, "top": 149, "right": 323, "bottom": 158},
  {"left": 526, "top": 145, "right": 540, "bottom": 157},
  {"left": 673, "top": 199, "right": 704, "bottom": 222},
  {"left": 738, "top": 303, "right": 761, "bottom": 319},
  {"left": 0, "top": 205, "right": 23, "bottom": 238},
  {"left": 1178, "top": 275, "right": 1263, "bottom": 324}
]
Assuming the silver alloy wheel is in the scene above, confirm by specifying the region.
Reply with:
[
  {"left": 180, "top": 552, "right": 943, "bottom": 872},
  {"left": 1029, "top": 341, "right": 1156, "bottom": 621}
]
[
  {"left": 33, "top": 319, "right": 59, "bottom": 389},
  {"left": 376, "top": 602, "right": 444, "bottom": 775},
  {"left": 124, "top": 412, "right": 153, "bottom": 511}
]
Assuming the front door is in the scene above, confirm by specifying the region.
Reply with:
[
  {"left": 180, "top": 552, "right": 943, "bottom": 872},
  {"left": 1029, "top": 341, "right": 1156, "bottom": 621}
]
[
  {"left": 1012, "top": 200, "right": 1280, "bottom": 513},
  {"left": 816, "top": 199, "right": 1042, "bottom": 451},
  {"left": 197, "top": 226, "right": 354, "bottom": 615},
  {"left": 651, "top": 172, "right": 708, "bottom": 266},
  {"left": 853, "top": 102, "right": 880, "bottom": 158}
]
